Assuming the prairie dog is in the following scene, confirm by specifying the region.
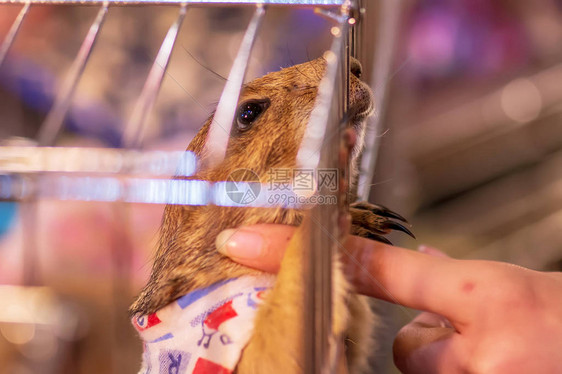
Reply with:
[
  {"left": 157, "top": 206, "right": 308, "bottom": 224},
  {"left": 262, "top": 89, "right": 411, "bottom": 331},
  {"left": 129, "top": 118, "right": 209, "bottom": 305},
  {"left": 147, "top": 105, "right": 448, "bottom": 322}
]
[{"left": 130, "top": 57, "right": 412, "bottom": 373}]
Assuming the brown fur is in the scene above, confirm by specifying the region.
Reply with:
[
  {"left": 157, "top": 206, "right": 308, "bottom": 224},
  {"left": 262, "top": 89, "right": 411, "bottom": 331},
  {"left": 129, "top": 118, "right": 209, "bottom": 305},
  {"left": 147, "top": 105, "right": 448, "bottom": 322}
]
[{"left": 131, "top": 57, "right": 379, "bottom": 373}]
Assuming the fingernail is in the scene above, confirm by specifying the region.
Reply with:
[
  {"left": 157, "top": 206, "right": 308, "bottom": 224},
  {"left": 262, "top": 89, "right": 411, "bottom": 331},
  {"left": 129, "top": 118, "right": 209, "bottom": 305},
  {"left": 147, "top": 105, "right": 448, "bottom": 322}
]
[
  {"left": 418, "top": 245, "right": 449, "bottom": 258},
  {"left": 216, "top": 229, "right": 264, "bottom": 259}
]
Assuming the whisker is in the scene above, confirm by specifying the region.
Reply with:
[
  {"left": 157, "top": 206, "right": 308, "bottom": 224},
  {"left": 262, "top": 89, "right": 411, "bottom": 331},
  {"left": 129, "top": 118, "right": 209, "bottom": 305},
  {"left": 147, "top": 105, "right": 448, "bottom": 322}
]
[
  {"left": 293, "top": 62, "right": 314, "bottom": 81},
  {"left": 306, "top": 50, "right": 323, "bottom": 81},
  {"left": 182, "top": 45, "right": 227, "bottom": 81}
]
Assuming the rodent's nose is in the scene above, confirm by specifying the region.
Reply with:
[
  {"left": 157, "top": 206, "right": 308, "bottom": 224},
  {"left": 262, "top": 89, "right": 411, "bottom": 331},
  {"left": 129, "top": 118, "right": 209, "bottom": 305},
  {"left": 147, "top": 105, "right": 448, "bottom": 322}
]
[
  {"left": 348, "top": 57, "right": 373, "bottom": 119},
  {"left": 350, "top": 57, "right": 363, "bottom": 79}
]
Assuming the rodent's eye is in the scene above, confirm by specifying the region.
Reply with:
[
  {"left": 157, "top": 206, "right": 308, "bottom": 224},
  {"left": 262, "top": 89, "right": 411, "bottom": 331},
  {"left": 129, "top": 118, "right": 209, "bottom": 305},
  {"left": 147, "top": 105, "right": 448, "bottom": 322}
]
[{"left": 236, "top": 99, "right": 269, "bottom": 131}]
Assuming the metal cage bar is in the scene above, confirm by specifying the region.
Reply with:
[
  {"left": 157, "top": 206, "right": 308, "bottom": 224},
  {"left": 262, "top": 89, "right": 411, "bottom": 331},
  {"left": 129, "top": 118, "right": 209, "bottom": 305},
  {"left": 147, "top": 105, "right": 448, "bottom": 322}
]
[
  {"left": 37, "top": 3, "right": 109, "bottom": 146},
  {"left": 299, "top": 9, "right": 349, "bottom": 374},
  {"left": 0, "top": 0, "right": 344, "bottom": 5},
  {"left": 0, "top": 2, "right": 30, "bottom": 68},
  {"left": 357, "top": 0, "right": 401, "bottom": 201},
  {"left": 122, "top": 3, "right": 187, "bottom": 149},
  {"left": 203, "top": 4, "right": 265, "bottom": 166}
]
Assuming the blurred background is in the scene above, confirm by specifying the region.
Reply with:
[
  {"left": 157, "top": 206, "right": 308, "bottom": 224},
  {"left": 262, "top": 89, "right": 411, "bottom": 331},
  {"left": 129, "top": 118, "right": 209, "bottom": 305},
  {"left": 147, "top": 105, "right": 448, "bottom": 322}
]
[{"left": 0, "top": 1, "right": 561, "bottom": 373}]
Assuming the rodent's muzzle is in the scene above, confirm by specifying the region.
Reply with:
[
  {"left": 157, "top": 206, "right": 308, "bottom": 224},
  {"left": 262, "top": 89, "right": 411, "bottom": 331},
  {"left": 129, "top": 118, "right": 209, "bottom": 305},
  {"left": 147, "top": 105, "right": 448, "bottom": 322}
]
[{"left": 348, "top": 58, "right": 374, "bottom": 127}]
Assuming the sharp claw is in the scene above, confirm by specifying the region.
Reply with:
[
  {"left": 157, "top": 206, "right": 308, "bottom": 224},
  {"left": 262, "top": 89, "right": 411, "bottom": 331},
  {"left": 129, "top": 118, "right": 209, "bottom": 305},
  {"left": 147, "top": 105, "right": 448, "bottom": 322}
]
[
  {"left": 374, "top": 204, "right": 408, "bottom": 223},
  {"left": 381, "top": 221, "right": 416, "bottom": 239},
  {"left": 352, "top": 202, "right": 408, "bottom": 223},
  {"left": 365, "top": 233, "right": 393, "bottom": 245}
]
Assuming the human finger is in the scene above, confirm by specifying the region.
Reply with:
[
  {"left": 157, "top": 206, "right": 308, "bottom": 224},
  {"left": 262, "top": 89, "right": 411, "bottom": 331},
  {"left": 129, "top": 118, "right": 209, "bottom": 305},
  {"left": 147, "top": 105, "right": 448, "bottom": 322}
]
[
  {"left": 220, "top": 224, "right": 485, "bottom": 325},
  {"left": 216, "top": 224, "right": 296, "bottom": 273},
  {"left": 393, "top": 313, "right": 460, "bottom": 374},
  {"left": 418, "top": 245, "right": 450, "bottom": 258},
  {"left": 341, "top": 234, "right": 496, "bottom": 325}
]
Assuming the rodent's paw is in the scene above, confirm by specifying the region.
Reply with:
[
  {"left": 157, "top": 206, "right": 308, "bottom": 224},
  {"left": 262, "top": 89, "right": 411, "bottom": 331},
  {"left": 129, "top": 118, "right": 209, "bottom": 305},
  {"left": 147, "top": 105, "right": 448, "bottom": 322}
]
[{"left": 350, "top": 201, "right": 415, "bottom": 245}]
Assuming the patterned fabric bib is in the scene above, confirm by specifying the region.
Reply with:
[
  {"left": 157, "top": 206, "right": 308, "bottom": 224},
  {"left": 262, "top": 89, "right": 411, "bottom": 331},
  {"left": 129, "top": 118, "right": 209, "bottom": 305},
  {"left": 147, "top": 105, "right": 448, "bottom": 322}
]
[{"left": 132, "top": 275, "right": 275, "bottom": 374}]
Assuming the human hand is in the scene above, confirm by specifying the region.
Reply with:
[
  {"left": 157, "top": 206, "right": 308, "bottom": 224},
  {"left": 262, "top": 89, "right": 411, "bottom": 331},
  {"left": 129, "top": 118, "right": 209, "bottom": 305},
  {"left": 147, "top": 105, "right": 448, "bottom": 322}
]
[{"left": 216, "top": 225, "right": 562, "bottom": 373}]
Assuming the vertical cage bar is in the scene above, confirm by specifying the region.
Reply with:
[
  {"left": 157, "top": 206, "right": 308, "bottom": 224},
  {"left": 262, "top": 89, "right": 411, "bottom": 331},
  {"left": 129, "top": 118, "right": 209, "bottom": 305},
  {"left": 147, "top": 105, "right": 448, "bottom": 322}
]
[
  {"left": 301, "top": 14, "right": 349, "bottom": 374},
  {"left": 296, "top": 23, "right": 347, "bottom": 170},
  {"left": 357, "top": 0, "right": 402, "bottom": 201},
  {"left": 0, "top": 2, "right": 30, "bottom": 68},
  {"left": 348, "top": 0, "right": 363, "bottom": 61},
  {"left": 37, "top": 3, "right": 109, "bottom": 146},
  {"left": 122, "top": 3, "right": 187, "bottom": 149},
  {"left": 203, "top": 4, "right": 265, "bottom": 167}
]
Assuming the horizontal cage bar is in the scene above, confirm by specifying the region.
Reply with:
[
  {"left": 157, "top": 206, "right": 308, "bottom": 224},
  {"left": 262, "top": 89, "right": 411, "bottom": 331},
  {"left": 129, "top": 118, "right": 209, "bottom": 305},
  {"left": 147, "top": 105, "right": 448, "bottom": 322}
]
[{"left": 0, "top": 0, "right": 345, "bottom": 6}]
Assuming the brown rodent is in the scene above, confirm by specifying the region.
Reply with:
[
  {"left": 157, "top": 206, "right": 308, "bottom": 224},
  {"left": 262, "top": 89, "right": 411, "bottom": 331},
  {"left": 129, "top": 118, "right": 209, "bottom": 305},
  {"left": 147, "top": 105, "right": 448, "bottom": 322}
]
[{"left": 130, "top": 57, "right": 412, "bottom": 373}]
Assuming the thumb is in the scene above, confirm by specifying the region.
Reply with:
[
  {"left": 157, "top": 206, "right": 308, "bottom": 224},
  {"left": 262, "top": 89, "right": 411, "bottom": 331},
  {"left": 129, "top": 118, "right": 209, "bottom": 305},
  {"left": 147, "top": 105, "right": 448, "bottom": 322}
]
[
  {"left": 393, "top": 312, "right": 458, "bottom": 374},
  {"left": 216, "top": 224, "right": 297, "bottom": 273}
]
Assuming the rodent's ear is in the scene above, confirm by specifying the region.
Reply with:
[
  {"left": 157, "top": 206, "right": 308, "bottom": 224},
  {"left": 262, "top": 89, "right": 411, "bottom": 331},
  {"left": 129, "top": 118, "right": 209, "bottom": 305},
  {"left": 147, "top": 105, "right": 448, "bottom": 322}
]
[{"left": 233, "top": 99, "right": 270, "bottom": 134}]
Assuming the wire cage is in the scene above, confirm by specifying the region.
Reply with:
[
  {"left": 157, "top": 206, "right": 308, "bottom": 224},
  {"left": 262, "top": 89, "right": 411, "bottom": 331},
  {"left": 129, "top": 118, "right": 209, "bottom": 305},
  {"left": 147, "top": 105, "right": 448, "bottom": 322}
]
[{"left": 0, "top": 1, "right": 402, "bottom": 373}]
